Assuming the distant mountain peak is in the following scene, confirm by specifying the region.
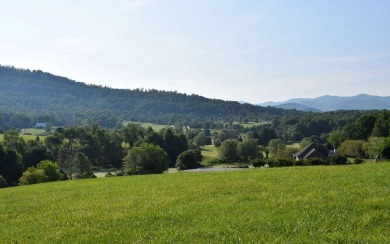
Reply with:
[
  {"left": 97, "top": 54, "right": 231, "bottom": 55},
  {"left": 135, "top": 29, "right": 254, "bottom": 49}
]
[{"left": 258, "top": 94, "right": 390, "bottom": 112}]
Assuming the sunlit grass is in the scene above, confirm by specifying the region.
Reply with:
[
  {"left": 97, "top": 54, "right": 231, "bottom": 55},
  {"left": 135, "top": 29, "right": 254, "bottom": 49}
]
[
  {"left": 123, "top": 121, "right": 171, "bottom": 131},
  {"left": 0, "top": 163, "right": 389, "bottom": 243},
  {"left": 201, "top": 145, "right": 219, "bottom": 159},
  {"left": 0, "top": 134, "right": 45, "bottom": 142},
  {"left": 236, "top": 121, "right": 271, "bottom": 128}
]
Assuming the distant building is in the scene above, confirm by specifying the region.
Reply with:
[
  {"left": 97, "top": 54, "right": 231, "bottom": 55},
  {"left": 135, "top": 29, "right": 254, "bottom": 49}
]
[
  {"left": 35, "top": 123, "right": 47, "bottom": 129},
  {"left": 293, "top": 143, "right": 330, "bottom": 161}
]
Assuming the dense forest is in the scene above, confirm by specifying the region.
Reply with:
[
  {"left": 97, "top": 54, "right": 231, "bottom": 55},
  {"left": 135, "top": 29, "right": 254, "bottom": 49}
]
[{"left": 0, "top": 65, "right": 297, "bottom": 128}]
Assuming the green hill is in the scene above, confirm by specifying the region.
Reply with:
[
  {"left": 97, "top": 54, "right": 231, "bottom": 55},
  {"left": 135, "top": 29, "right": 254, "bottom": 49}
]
[
  {"left": 0, "top": 65, "right": 293, "bottom": 128},
  {"left": 1, "top": 163, "right": 389, "bottom": 243}
]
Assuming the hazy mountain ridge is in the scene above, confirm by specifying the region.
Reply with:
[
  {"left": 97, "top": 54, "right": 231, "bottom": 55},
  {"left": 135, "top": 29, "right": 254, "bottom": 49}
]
[{"left": 260, "top": 94, "right": 390, "bottom": 112}]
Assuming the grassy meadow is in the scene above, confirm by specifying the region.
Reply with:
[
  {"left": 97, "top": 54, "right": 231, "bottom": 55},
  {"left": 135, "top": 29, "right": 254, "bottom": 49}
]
[
  {"left": 1, "top": 163, "right": 389, "bottom": 243},
  {"left": 123, "top": 121, "right": 171, "bottom": 131},
  {"left": 0, "top": 134, "right": 46, "bottom": 143},
  {"left": 201, "top": 145, "right": 219, "bottom": 159}
]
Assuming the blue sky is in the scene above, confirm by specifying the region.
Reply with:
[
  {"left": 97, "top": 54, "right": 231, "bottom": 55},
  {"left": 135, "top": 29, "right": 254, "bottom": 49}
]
[{"left": 0, "top": 0, "right": 389, "bottom": 103}]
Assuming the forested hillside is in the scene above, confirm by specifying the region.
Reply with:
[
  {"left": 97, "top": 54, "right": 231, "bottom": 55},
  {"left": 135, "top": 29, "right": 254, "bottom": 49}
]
[{"left": 0, "top": 65, "right": 294, "bottom": 128}]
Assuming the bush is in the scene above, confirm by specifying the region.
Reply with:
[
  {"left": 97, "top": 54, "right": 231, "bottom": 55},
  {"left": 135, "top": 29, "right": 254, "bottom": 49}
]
[
  {"left": 176, "top": 150, "right": 201, "bottom": 170},
  {"left": 353, "top": 158, "right": 364, "bottom": 164},
  {"left": 123, "top": 143, "right": 169, "bottom": 175},
  {"left": 328, "top": 154, "right": 348, "bottom": 165},
  {"left": 37, "top": 160, "right": 64, "bottom": 182},
  {"left": 19, "top": 168, "right": 47, "bottom": 185},
  {"left": 84, "top": 172, "right": 97, "bottom": 178},
  {"left": 305, "top": 157, "right": 328, "bottom": 166},
  {"left": 251, "top": 158, "right": 266, "bottom": 168},
  {"left": 0, "top": 175, "right": 8, "bottom": 188},
  {"left": 265, "top": 158, "right": 277, "bottom": 168},
  {"left": 202, "top": 158, "right": 224, "bottom": 166}
]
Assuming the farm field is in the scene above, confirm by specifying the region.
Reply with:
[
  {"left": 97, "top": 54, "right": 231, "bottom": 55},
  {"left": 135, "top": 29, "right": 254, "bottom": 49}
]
[{"left": 0, "top": 163, "right": 389, "bottom": 243}]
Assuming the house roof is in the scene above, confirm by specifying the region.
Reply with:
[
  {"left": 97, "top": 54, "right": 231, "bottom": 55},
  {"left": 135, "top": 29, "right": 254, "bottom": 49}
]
[
  {"left": 293, "top": 143, "right": 328, "bottom": 159},
  {"left": 293, "top": 143, "right": 315, "bottom": 158}
]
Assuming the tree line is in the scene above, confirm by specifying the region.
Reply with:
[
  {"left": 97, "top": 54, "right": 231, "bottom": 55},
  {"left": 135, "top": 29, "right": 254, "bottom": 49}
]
[{"left": 0, "top": 123, "right": 198, "bottom": 188}]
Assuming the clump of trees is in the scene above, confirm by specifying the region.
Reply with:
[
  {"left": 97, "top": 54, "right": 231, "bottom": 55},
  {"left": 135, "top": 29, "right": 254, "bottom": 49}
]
[
  {"left": 123, "top": 143, "right": 169, "bottom": 175},
  {"left": 175, "top": 150, "right": 202, "bottom": 170},
  {"left": 218, "top": 139, "right": 261, "bottom": 163},
  {"left": 0, "top": 123, "right": 191, "bottom": 187},
  {"left": 19, "top": 160, "right": 66, "bottom": 185}
]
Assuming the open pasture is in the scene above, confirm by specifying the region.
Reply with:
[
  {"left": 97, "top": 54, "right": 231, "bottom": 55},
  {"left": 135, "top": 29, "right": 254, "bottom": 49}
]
[
  {"left": 0, "top": 163, "right": 389, "bottom": 243},
  {"left": 123, "top": 121, "right": 171, "bottom": 131}
]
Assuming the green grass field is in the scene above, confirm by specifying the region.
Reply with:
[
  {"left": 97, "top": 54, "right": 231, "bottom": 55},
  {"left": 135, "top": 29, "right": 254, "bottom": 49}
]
[
  {"left": 0, "top": 134, "right": 46, "bottom": 143},
  {"left": 0, "top": 163, "right": 389, "bottom": 243},
  {"left": 201, "top": 145, "right": 219, "bottom": 159},
  {"left": 123, "top": 121, "right": 171, "bottom": 131},
  {"left": 236, "top": 121, "right": 271, "bottom": 128}
]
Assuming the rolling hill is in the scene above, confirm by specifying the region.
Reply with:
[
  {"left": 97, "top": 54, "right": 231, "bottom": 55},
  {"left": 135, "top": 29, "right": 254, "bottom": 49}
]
[{"left": 0, "top": 65, "right": 294, "bottom": 128}]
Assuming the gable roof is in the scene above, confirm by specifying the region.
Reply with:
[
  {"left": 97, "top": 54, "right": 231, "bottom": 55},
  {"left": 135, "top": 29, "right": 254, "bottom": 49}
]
[{"left": 293, "top": 143, "right": 328, "bottom": 160}]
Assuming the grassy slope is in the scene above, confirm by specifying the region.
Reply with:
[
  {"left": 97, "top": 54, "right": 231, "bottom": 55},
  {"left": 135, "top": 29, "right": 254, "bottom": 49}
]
[
  {"left": 201, "top": 145, "right": 219, "bottom": 159},
  {"left": 1, "top": 163, "right": 389, "bottom": 243}
]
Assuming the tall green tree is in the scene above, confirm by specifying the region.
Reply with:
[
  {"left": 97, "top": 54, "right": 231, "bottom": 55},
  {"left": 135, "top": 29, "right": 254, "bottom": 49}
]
[
  {"left": 123, "top": 143, "right": 169, "bottom": 175},
  {"left": 3, "top": 129, "right": 26, "bottom": 157},
  {"left": 237, "top": 139, "right": 259, "bottom": 162},
  {"left": 71, "top": 152, "right": 93, "bottom": 179},
  {"left": 218, "top": 139, "right": 239, "bottom": 163},
  {"left": 0, "top": 144, "right": 24, "bottom": 186}
]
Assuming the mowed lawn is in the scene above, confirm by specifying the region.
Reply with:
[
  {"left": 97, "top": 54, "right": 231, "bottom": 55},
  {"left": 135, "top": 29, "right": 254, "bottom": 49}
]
[{"left": 0, "top": 163, "right": 389, "bottom": 243}]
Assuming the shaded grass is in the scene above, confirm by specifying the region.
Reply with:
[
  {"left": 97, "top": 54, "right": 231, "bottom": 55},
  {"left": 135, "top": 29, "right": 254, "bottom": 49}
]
[
  {"left": 0, "top": 163, "right": 389, "bottom": 243},
  {"left": 201, "top": 145, "right": 219, "bottom": 159}
]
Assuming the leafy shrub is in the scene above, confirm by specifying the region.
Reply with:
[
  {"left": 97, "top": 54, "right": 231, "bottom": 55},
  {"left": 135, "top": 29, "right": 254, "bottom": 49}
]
[
  {"left": 328, "top": 154, "right": 348, "bottom": 165},
  {"left": 202, "top": 158, "right": 224, "bottom": 166},
  {"left": 353, "top": 158, "right": 364, "bottom": 164},
  {"left": 123, "top": 143, "right": 169, "bottom": 175},
  {"left": 19, "top": 168, "right": 47, "bottom": 185},
  {"left": 0, "top": 175, "right": 8, "bottom": 188},
  {"left": 275, "top": 158, "right": 294, "bottom": 167},
  {"left": 265, "top": 159, "right": 277, "bottom": 168},
  {"left": 294, "top": 160, "right": 307, "bottom": 166},
  {"left": 305, "top": 157, "right": 328, "bottom": 166},
  {"left": 37, "top": 160, "right": 64, "bottom": 181},
  {"left": 176, "top": 150, "right": 201, "bottom": 170},
  {"left": 251, "top": 158, "right": 266, "bottom": 168},
  {"left": 84, "top": 172, "right": 97, "bottom": 178}
]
